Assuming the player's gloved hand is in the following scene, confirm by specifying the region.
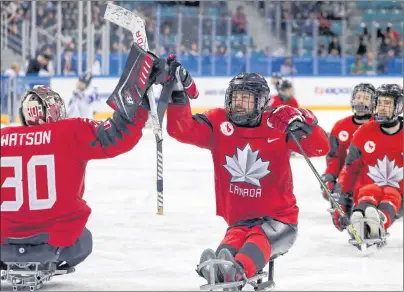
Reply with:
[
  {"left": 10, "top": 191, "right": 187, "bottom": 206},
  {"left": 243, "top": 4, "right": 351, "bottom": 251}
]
[
  {"left": 106, "top": 43, "right": 168, "bottom": 121},
  {"left": 266, "top": 106, "right": 318, "bottom": 140},
  {"left": 164, "top": 55, "right": 199, "bottom": 105},
  {"left": 320, "top": 173, "right": 336, "bottom": 201},
  {"left": 330, "top": 192, "right": 353, "bottom": 231}
]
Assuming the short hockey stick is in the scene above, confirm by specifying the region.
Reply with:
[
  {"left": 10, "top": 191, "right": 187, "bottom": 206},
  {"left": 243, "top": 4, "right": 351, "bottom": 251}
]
[
  {"left": 102, "top": 2, "right": 169, "bottom": 215},
  {"left": 289, "top": 132, "right": 364, "bottom": 246}
]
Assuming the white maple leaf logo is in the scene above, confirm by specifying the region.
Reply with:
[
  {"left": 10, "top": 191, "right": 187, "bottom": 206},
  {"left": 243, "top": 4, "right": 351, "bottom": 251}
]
[
  {"left": 223, "top": 144, "right": 270, "bottom": 187},
  {"left": 367, "top": 156, "right": 403, "bottom": 188}
]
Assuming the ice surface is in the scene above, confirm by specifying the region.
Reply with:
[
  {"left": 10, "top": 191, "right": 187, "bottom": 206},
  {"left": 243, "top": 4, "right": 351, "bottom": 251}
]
[{"left": 1, "top": 111, "right": 402, "bottom": 291}]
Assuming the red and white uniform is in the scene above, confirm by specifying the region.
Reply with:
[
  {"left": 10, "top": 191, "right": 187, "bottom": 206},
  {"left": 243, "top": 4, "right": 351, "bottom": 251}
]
[
  {"left": 167, "top": 101, "right": 330, "bottom": 226},
  {"left": 325, "top": 115, "right": 365, "bottom": 179},
  {"left": 1, "top": 108, "right": 148, "bottom": 246},
  {"left": 338, "top": 119, "right": 403, "bottom": 227}
]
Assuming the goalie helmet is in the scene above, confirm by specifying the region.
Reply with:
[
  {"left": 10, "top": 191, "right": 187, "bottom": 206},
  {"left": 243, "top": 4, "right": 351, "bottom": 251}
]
[
  {"left": 351, "top": 83, "right": 376, "bottom": 117},
  {"left": 225, "top": 73, "right": 270, "bottom": 127},
  {"left": 19, "top": 85, "right": 67, "bottom": 126},
  {"left": 374, "top": 84, "right": 403, "bottom": 125}
]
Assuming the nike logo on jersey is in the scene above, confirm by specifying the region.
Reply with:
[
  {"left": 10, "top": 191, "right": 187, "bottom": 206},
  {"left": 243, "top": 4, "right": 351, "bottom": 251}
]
[{"left": 267, "top": 138, "right": 280, "bottom": 143}]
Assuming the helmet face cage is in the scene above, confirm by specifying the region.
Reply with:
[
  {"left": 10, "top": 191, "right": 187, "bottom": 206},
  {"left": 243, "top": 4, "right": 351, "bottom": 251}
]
[
  {"left": 19, "top": 85, "right": 67, "bottom": 126},
  {"left": 351, "top": 83, "right": 376, "bottom": 116},
  {"left": 225, "top": 73, "right": 270, "bottom": 127},
  {"left": 278, "top": 80, "right": 294, "bottom": 102},
  {"left": 374, "top": 84, "right": 404, "bottom": 124}
]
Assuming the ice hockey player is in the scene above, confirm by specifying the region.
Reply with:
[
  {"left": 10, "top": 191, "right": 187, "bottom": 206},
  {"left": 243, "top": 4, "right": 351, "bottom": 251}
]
[
  {"left": 67, "top": 72, "right": 100, "bottom": 119},
  {"left": 268, "top": 79, "right": 299, "bottom": 109},
  {"left": 163, "top": 60, "right": 330, "bottom": 289},
  {"left": 0, "top": 45, "right": 166, "bottom": 275},
  {"left": 320, "top": 83, "right": 376, "bottom": 201},
  {"left": 331, "top": 84, "right": 403, "bottom": 245}
]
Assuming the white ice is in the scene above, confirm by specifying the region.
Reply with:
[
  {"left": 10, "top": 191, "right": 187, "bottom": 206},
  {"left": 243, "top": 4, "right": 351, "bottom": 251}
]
[{"left": 1, "top": 111, "right": 403, "bottom": 291}]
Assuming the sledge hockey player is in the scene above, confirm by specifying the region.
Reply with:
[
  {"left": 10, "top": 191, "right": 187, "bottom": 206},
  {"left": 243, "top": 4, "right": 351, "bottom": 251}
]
[
  {"left": 163, "top": 60, "right": 330, "bottom": 289},
  {"left": 320, "top": 83, "right": 376, "bottom": 201},
  {"left": 0, "top": 44, "right": 167, "bottom": 289},
  {"left": 331, "top": 84, "right": 403, "bottom": 248},
  {"left": 67, "top": 72, "right": 100, "bottom": 119},
  {"left": 268, "top": 79, "right": 299, "bottom": 109}
]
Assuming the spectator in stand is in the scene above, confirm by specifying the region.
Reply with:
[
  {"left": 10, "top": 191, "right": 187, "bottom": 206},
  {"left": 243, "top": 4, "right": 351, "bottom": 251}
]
[
  {"left": 189, "top": 41, "right": 199, "bottom": 56},
  {"left": 160, "top": 25, "right": 176, "bottom": 53},
  {"left": 329, "top": 48, "right": 340, "bottom": 57},
  {"left": 350, "top": 56, "right": 366, "bottom": 75},
  {"left": 363, "top": 52, "right": 375, "bottom": 75},
  {"left": 385, "top": 25, "right": 400, "bottom": 41},
  {"left": 280, "top": 57, "right": 297, "bottom": 75},
  {"left": 26, "top": 51, "right": 53, "bottom": 76},
  {"left": 318, "top": 12, "right": 334, "bottom": 36},
  {"left": 356, "top": 36, "right": 367, "bottom": 56},
  {"left": 232, "top": 6, "right": 247, "bottom": 34},
  {"left": 389, "top": 38, "right": 401, "bottom": 56},
  {"left": 3, "top": 63, "right": 25, "bottom": 78},
  {"left": 328, "top": 36, "right": 341, "bottom": 55},
  {"left": 61, "top": 47, "right": 76, "bottom": 76}
]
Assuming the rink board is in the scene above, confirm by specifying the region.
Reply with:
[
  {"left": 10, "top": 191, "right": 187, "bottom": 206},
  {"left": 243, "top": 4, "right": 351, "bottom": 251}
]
[{"left": 1, "top": 76, "right": 401, "bottom": 124}]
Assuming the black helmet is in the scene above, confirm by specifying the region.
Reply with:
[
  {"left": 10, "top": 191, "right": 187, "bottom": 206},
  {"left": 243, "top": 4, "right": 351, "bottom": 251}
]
[
  {"left": 78, "top": 72, "right": 92, "bottom": 88},
  {"left": 374, "top": 84, "right": 403, "bottom": 125},
  {"left": 278, "top": 79, "right": 294, "bottom": 102},
  {"left": 351, "top": 83, "right": 376, "bottom": 117},
  {"left": 225, "top": 73, "right": 270, "bottom": 127}
]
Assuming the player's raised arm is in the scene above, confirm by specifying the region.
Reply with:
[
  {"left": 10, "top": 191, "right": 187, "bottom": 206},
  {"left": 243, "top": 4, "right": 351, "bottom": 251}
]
[
  {"left": 69, "top": 44, "right": 167, "bottom": 160},
  {"left": 266, "top": 106, "right": 330, "bottom": 156},
  {"left": 165, "top": 58, "right": 213, "bottom": 150}
]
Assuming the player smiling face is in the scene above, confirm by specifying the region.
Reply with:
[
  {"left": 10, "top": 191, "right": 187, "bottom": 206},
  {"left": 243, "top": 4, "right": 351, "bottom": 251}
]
[{"left": 231, "top": 90, "right": 256, "bottom": 115}]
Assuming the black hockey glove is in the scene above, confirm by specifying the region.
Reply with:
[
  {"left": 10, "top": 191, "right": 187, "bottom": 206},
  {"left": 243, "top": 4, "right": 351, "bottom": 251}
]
[
  {"left": 330, "top": 192, "right": 353, "bottom": 231},
  {"left": 164, "top": 55, "right": 199, "bottom": 105}
]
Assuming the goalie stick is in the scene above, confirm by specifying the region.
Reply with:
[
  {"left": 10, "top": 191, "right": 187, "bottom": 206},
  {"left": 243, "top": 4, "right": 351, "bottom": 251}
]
[
  {"left": 102, "top": 2, "right": 172, "bottom": 215},
  {"left": 289, "top": 132, "right": 365, "bottom": 247}
]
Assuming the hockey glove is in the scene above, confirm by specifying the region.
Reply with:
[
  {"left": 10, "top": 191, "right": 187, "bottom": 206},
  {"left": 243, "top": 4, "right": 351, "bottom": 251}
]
[
  {"left": 266, "top": 106, "right": 318, "bottom": 140},
  {"left": 106, "top": 42, "right": 168, "bottom": 121},
  {"left": 320, "top": 173, "right": 336, "bottom": 201},
  {"left": 164, "top": 55, "right": 199, "bottom": 105},
  {"left": 330, "top": 192, "right": 353, "bottom": 231}
]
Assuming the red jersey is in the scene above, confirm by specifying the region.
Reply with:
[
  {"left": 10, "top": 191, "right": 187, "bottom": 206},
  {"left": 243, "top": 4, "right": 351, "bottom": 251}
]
[
  {"left": 325, "top": 115, "right": 367, "bottom": 178},
  {"left": 269, "top": 95, "right": 299, "bottom": 109},
  {"left": 1, "top": 108, "right": 148, "bottom": 247},
  {"left": 166, "top": 102, "right": 329, "bottom": 226},
  {"left": 338, "top": 118, "right": 403, "bottom": 198}
]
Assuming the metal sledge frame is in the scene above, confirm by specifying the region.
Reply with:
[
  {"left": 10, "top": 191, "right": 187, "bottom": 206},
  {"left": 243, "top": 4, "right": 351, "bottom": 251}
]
[
  {"left": 198, "top": 259, "right": 276, "bottom": 291},
  {"left": 1, "top": 261, "right": 75, "bottom": 291},
  {"left": 347, "top": 217, "right": 389, "bottom": 250}
]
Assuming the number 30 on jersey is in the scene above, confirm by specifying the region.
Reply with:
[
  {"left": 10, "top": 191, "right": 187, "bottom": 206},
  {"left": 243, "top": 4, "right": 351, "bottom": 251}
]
[{"left": 1, "top": 155, "right": 56, "bottom": 212}]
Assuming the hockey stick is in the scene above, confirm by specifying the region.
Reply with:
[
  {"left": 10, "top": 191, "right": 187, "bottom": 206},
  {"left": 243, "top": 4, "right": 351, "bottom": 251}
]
[
  {"left": 289, "top": 132, "right": 364, "bottom": 246},
  {"left": 102, "top": 2, "right": 169, "bottom": 215}
]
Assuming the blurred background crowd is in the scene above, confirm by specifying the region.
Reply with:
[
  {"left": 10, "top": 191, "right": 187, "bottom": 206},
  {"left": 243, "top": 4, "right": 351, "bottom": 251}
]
[{"left": 1, "top": 0, "right": 403, "bottom": 77}]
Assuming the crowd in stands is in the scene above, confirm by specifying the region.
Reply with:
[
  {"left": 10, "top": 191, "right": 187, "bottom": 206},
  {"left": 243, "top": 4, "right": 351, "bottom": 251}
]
[{"left": 2, "top": 0, "right": 402, "bottom": 76}]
